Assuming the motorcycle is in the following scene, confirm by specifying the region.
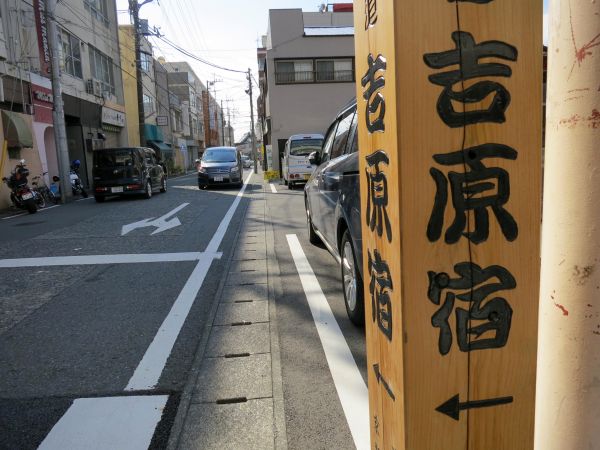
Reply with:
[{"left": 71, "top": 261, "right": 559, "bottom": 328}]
[
  {"left": 1, "top": 160, "right": 37, "bottom": 214},
  {"left": 69, "top": 161, "right": 88, "bottom": 198}
]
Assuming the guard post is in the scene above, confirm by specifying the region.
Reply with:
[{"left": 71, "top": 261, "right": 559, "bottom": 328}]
[{"left": 354, "top": 0, "right": 542, "bottom": 448}]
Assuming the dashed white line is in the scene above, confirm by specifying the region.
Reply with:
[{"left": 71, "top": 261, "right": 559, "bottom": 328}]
[
  {"left": 286, "top": 233, "right": 370, "bottom": 450},
  {"left": 269, "top": 183, "right": 277, "bottom": 193},
  {"left": 125, "top": 171, "right": 253, "bottom": 390}
]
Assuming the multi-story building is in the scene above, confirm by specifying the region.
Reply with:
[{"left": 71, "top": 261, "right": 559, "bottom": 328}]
[
  {"left": 118, "top": 26, "right": 173, "bottom": 165},
  {"left": 163, "top": 61, "right": 205, "bottom": 168},
  {"left": 0, "top": 0, "right": 128, "bottom": 207},
  {"left": 262, "top": 7, "right": 355, "bottom": 174}
]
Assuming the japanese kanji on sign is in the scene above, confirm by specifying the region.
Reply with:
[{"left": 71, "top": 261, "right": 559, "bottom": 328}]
[{"left": 353, "top": 0, "right": 542, "bottom": 448}]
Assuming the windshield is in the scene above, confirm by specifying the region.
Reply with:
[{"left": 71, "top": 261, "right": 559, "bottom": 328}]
[
  {"left": 94, "top": 149, "right": 134, "bottom": 167},
  {"left": 202, "top": 149, "right": 237, "bottom": 162},
  {"left": 290, "top": 139, "right": 323, "bottom": 156}
]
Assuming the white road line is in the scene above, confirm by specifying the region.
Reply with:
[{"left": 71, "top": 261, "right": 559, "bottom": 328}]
[
  {"left": 1, "top": 204, "right": 61, "bottom": 220},
  {"left": 125, "top": 171, "right": 253, "bottom": 390},
  {"left": 76, "top": 197, "right": 93, "bottom": 202},
  {"left": 0, "top": 252, "right": 219, "bottom": 268},
  {"left": 269, "top": 183, "right": 277, "bottom": 193},
  {"left": 286, "top": 234, "right": 370, "bottom": 450},
  {"left": 38, "top": 395, "right": 168, "bottom": 450}
]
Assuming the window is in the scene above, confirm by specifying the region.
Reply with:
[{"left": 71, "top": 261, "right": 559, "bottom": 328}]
[
  {"left": 143, "top": 94, "right": 154, "bottom": 114},
  {"left": 321, "top": 121, "right": 338, "bottom": 163},
  {"left": 275, "top": 60, "right": 313, "bottom": 84},
  {"left": 140, "top": 52, "right": 152, "bottom": 73},
  {"left": 58, "top": 29, "right": 82, "bottom": 78},
  {"left": 89, "top": 46, "right": 115, "bottom": 94},
  {"left": 84, "top": 0, "right": 109, "bottom": 25},
  {"left": 347, "top": 107, "right": 359, "bottom": 154},
  {"left": 316, "top": 59, "right": 353, "bottom": 82},
  {"left": 331, "top": 111, "right": 355, "bottom": 159}
]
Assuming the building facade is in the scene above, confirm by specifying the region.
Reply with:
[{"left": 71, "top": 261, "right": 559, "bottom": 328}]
[
  {"left": 0, "top": 0, "right": 128, "bottom": 208},
  {"left": 263, "top": 8, "right": 356, "bottom": 173}
]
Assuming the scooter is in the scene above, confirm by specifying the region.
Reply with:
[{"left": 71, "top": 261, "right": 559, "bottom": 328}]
[
  {"left": 69, "top": 161, "right": 88, "bottom": 198},
  {"left": 2, "top": 160, "right": 37, "bottom": 214}
]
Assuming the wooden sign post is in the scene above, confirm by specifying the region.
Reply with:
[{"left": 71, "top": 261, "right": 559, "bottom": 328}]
[{"left": 354, "top": 1, "right": 542, "bottom": 448}]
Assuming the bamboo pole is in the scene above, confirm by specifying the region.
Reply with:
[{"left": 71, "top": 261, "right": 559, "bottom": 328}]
[{"left": 535, "top": 1, "right": 600, "bottom": 448}]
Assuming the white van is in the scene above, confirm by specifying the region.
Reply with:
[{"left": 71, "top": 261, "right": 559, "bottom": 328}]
[{"left": 282, "top": 133, "right": 324, "bottom": 189}]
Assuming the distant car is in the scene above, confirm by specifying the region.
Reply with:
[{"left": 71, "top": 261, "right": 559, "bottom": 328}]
[
  {"left": 304, "top": 99, "right": 364, "bottom": 326},
  {"left": 92, "top": 147, "right": 167, "bottom": 202},
  {"left": 198, "top": 146, "right": 243, "bottom": 189},
  {"left": 282, "top": 133, "right": 324, "bottom": 189},
  {"left": 241, "top": 154, "right": 252, "bottom": 169}
]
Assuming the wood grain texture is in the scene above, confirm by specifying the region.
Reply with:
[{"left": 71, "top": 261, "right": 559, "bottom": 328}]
[{"left": 355, "top": 0, "right": 542, "bottom": 448}]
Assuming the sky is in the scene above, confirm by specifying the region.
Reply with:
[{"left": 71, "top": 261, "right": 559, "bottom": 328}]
[{"left": 116, "top": 1, "right": 550, "bottom": 142}]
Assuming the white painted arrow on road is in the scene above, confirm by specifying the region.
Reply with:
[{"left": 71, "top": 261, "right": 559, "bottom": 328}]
[{"left": 121, "top": 203, "right": 189, "bottom": 236}]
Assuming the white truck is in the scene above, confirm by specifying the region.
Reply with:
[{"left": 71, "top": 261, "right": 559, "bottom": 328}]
[{"left": 282, "top": 133, "right": 324, "bottom": 189}]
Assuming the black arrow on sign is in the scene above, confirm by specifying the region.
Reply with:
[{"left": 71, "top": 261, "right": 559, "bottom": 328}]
[{"left": 436, "top": 394, "right": 513, "bottom": 421}]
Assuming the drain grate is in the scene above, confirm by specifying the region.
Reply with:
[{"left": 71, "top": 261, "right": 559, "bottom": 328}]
[
  {"left": 216, "top": 397, "right": 248, "bottom": 405},
  {"left": 234, "top": 300, "right": 253, "bottom": 303},
  {"left": 231, "top": 321, "right": 253, "bottom": 326},
  {"left": 224, "top": 352, "right": 251, "bottom": 358}
]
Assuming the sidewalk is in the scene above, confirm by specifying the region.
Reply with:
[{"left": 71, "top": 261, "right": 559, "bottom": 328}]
[{"left": 167, "top": 171, "right": 287, "bottom": 450}]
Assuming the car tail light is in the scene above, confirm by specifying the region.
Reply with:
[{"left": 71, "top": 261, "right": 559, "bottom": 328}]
[
  {"left": 95, "top": 187, "right": 108, "bottom": 192},
  {"left": 126, "top": 184, "right": 142, "bottom": 190}
]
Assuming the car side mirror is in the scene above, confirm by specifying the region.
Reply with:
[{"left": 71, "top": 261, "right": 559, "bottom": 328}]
[{"left": 308, "top": 151, "right": 321, "bottom": 166}]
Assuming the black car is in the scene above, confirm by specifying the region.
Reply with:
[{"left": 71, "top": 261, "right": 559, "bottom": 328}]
[
  {"left": 304, "top": 99, "right": 364, "bottom": 326},
  {"left": 198, "top": 147, "right": 243, "bottom": 188},
  {"left": 92, "top": 147, "right": 167, "bottom": 202}
]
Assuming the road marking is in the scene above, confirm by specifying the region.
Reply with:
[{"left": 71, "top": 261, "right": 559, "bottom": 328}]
[
  {"left": 269, "top": 183, "right": 277, "bottom": 193},
  {"left": 0, "top": 252, "right": 221, "bottom": 268},
  {"left": 286, "top": 234, "right": 370, "bottom": 450},
  {"left": 121, "top": 203, "right": 189, "bottom": 236},
  {"left": 38, "top": 395, "right": 168, "bottom": 450},
  {"left": 75, "top": 197, "right": 93, "bottom": 202},
  {"left": 1, "top": 204, "right": 61, "bottom": 220},
  {"left": 125, "top": 171, "right": 253, "bottom": 390}
]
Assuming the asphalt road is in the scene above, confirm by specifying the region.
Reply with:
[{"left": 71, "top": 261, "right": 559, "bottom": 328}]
[
  {"left": 0, "top": 172, "right": 253, "bottom": 449},
  {"left": 0, "top": 173, "right": 367, "bottom": 449},
  {"left": 266, "top": 180, "right": 367, "bottom": 450}
]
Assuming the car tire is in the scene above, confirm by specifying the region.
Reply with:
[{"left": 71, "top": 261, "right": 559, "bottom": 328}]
[
  {"left": 306, "top": 206, "right": 321, "bottom": 245},
  {"left": 160, "top": 177, "right": 167, "bottom": 193},
  {"left": 284, "top": 179, "right": 288, "bottom": 186},
  {"left": 288, "top": 181, "right": 293, "bottom": 190},
  {"left": 341, "top": 230, "right": 365, "bottom": 327},
  {"left": 144, "top": 180, "right": 152, "bottom": 199},
  {"left": 94, "top": 195, "right": 105, "bottom": 203}
]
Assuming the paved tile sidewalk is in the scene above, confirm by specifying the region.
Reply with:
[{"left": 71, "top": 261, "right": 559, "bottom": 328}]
[{"left": 168, "top": 173, "right": 287, "bottom": 450}]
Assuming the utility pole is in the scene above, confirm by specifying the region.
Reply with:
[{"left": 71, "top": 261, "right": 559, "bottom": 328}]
[
  {"left": 247, "top": 68, "right": 257, "bottom": 174},
  {"left": 535, "top": 1, "right": 600, "bottom": 448},
  {"left": 220, "top": 100, "right": 225, "bottom": 146},
  {"left": 129, "top": 0, "right": 152, "bottom": 147},
  {"left": 45, "top": 0, "right": 72, "bottom": 203},
  {"left": 227, "top": 108, "right": 232, "bottom": 146}
]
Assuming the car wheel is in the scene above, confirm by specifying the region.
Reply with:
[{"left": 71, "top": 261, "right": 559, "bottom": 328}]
[
  {"left": 306, "top": 205, "right": 321, "bottom": 245},
  {"left": 284, "top": 179, "right": 288, "bottom": 186},
  {"left": 94, "top": 195, "right": 105, "bottom": 203},
  {"left": 144, "top": 180, "right": 152, "bottom": 199},
  {"left": 160, "top": 177, "right": 167, "bottom": 193},
  {"left": 341, "top": 230, "right": 365, "bottom": 326},
  {"left": 288, "top": 181, "right": 293, "bottom": 190}
]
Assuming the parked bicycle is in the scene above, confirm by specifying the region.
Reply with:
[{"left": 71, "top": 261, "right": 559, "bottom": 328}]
[{"left": 31, "top": 173, "right": 56, "bottom": 207}]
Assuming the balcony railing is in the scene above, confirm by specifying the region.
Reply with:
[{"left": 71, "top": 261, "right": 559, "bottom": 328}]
[{"left": 275, "top": 70, "right": 354, "bottom": 84}]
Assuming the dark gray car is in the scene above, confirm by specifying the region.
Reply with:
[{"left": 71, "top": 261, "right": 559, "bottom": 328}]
[
  {"left": 198, "top": 147, "right": 243, "bottom": 189},
  {"left": 304, "top": 100, "right": 364, "bottom": 326}
]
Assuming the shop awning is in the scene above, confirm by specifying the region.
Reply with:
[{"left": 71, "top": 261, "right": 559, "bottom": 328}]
[
  {"left": 1, "top": 110, "right": 33, "bottom": 148},
  {"left": 147, "top": 140, "right": 173, "bottom": 156}
]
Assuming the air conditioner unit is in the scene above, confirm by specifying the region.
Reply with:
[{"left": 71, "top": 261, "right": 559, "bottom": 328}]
[{"left": 86, "top": 78, "right": 102, "bottom": 96}]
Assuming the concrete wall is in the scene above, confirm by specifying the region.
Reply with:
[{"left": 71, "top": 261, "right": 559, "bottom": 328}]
[{"left": 266, "top": 9, "right": 355, "bottom": 172}]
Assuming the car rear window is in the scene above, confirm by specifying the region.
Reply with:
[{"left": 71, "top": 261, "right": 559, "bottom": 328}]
[
  {"left": 94, "top": 149, "right": 134, "bottom": 167},
  {"left": 290, "top": 139, "right": 323, "bottom": 156}
]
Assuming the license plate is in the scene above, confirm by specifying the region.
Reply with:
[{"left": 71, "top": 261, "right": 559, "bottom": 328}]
[
  {"left": 213, "top": 176, "right": 224, "bottom": 182},
  {"left": 111, "top": 186, "right": 123, "bottom": 193},
  {"left": 21, "top": 193, "right": 33, "bottom": 200}
]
